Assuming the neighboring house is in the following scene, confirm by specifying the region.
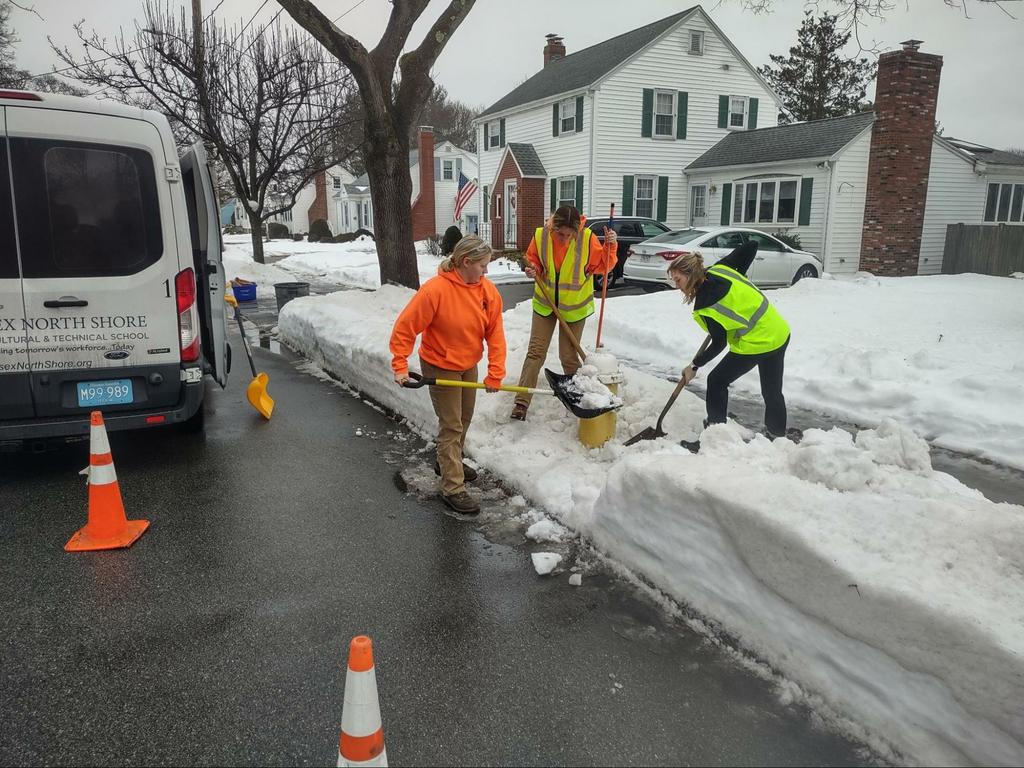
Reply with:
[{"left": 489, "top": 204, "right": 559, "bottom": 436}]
[
  {"left": 221, "top": 165, "right": 354, "bottom": 234},
  {"left": 686, "top": 40, "right": 1024, "bottom": 276},
  {"left": 473, "top": 6, "right": 782, "bottom": 251}
]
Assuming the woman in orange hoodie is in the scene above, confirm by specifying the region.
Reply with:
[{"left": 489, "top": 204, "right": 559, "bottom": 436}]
[{"left": 390, "top": 235, "right": 507, "bottom": 515}]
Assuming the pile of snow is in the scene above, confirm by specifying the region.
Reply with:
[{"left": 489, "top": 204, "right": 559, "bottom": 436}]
[
  {"left": 568, "top": 365, "right": 622, "bottom": 411},
  {"left": 278, "top": 283, "right": 1024, "bottom": 765}
]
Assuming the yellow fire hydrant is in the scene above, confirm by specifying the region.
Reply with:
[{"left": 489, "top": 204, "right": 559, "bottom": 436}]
[{"left": 577, "top": 351, "right": 623, "bottom": 448}]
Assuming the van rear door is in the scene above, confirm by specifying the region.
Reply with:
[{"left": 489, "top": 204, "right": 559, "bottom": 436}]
[
  {"left": 0, "top": 106, "right": 34, "bottom": 419},
  {"left": 7, "top": 106, "right": 185, "bottom": 418},
  {"left": 180, "top": 142, "right": 227, "bottom": 386}
]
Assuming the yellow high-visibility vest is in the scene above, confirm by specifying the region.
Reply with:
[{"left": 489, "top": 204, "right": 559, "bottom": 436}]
[
  {"left": 693, "top": 264, "right": 790, "bottom": 354},
  {"left": 531, "top": 227, "right": 594, "bottom": 322}
]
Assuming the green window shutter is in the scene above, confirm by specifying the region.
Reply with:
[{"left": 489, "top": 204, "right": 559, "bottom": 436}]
[
  {"left": 575, "top": 96, "right": 584, "bottom": 133},
  {"left": 483, "top": 123, "right": 489, "bottom": 151},
  {"left": 721, "top": 183, "right": 733, "bottom": 225},
  {"left": 748, "top": 98, "right": 759, "bottom": 130},
  {"left": 499, "top": 118, "right": 505, "bottom": 147},
  {"left": 718, "top": 95, "right": 729, "bottom": 129},
  {"left": 641, "top": 89, "right": 654, "bottom": 138},
  {"left": 552, "top": 103, "right": 560, "bottom": 137},
  {"left": 550, "top": 178, "right": 558, "bottom": 212},
  {"left": 622, "top": 176, "right": 634, "bottom": 216},
  {"left": 798, "top": 178, "right": 813, "bottom": 225},
  {"left": 483, "top": 185, "right": 489, "bottom": 222},
  {"left": 575, "top": 175, "right": 583, "bottom": 211},
  {"left": 676, "top": 92, "right": 688, "bottom": 140},
  {"left": 657, "top": 176, "right": 669, "bottom": 222}
]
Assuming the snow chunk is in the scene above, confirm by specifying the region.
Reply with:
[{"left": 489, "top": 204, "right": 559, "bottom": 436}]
[
  {"left": 531, "top": 552, "right": 561, "bottom": 575},
  {"left": 526, "top": 518, "right": 565, "bottom": 543},
  {"left": 568, "top": 573, "right": 582, "bottom": 586}
]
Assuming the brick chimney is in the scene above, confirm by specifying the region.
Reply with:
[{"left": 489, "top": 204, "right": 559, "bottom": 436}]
[
  {"left": 307, "top": 170, "right": 328, "bottom": 229},
  {"left": 543, "top": 34, "right": 565, "bottom": 67},
  {"left": 859, "top": 40, "right": 943, "bottom": 277},
  {"left": 411, "top": 126, "right": 436, "bottom": 240}
]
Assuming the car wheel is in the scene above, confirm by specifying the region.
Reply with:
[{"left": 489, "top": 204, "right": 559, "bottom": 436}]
[{"left": 792, "top": 264, "right": 819, "bottom": 284}]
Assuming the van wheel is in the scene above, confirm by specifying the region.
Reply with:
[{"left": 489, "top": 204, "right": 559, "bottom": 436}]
[
  {"left": 792, "top": 264, "right": 818, "bottom": 284},
  {"left": 180, "top": 403, "right": 206, "bottom": 434}
]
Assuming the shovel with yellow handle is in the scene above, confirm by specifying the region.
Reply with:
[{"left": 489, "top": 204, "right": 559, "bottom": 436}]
[{"left": 225, "top": 294, "right": 275, "bottom": 420}]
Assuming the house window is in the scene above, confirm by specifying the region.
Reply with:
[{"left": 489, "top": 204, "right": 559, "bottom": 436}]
[
  {"left": 984, "top": 182, "right": 1024, "bottom": 223},
  {"left": 634, "top": 176, "right": 655, "bottom": 218},
  {"left": 558, "top": 177, "right": 577, "bottom": 208},
  {"left": 559, "top": 99, "right": 576, "bottom": 134},
  {"left": 690, "top": 185, "right": 706, "bottom": 221},
  {"left": 689, "top": 30, "right": 704, "bottom": 54},
  {"left": 734, "top": 179, "right": 800, "bottom": 225},
  {"left": 442, "top": 160, "right": 454, "bottom": 181},
  {"left": 488, "top": 120, "right": 501, "bottom": 149},
  {"left": 343, "top": 204, "right": 350, "bottom": 229},
  {"left": 729, "top": 96, "right": 748, "bottom": 129},
  {"left": 332, "top": 176, "right": 341, "bottom": 190},
  {"left": 654, "top": 91, "right": 675, "bottom": 138}
]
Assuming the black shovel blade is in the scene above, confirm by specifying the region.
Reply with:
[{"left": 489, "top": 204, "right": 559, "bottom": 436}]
[
  {"left": 544, "top": 369, "right": 622, "bottom": 419},
  {"left": 623, "top": 426, "right": 666, "bottom": 446}
]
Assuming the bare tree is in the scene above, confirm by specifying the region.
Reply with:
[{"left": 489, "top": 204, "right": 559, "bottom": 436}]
[
  {"left": 0, "top": 0, "right": 85, "bottom": 94},
  {"left": 277, "top": 0, "right": 477, "bottom": 289},
  {"left": 52, "top": 2, "right": 360, "bottom": 263},
  {"left": 413, "top": 83, "right": 480, "bottom": 151}
]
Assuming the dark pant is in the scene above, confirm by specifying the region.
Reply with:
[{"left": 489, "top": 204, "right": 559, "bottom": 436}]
[{"left": 705, "top": 338, "right": 789, "bottom": 436}]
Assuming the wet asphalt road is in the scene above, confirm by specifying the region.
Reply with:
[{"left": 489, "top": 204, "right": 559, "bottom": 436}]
[{"left": 0, "top": 326, "right": 878, "bottom": 766}]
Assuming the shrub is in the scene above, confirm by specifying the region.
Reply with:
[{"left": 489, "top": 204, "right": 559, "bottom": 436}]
[
  {"left": 222, "top": 224, "right": 245, "bottom": 235},
  {"left": 292, "top": 233, "right": 304, "bottom": 241},
  {"left": 774, "top": 229, "right": 803, "bottom": 251},
  {"left": 267, "top": 222, "right": 290, "bottom": 240},
  {"left": 308, "top": 218, "right": 332, "bottom": 243},
  {"left": 424, "top": 234, "right": 442, "bottom": 257}
]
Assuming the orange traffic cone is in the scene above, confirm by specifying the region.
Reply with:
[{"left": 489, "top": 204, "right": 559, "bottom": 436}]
[
  {"left": 64, "top": 411, "right": 150, "bottom": 552},
  {"left": 337, "top": 636, "right": 387, "bottom": 767}
]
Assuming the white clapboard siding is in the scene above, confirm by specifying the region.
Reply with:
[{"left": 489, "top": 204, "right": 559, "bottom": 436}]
[
  {"left": 824, "top": 127, "right": 872, "bottom": 275},
  {"left": 919, "top": 139, "right": 995, "bottom": 275},
  {"left": 433, "top": 147, "right": 479, "bottom": 233},
  {"left": 594, "top": 11, "right": 777, "bottom": 228}
]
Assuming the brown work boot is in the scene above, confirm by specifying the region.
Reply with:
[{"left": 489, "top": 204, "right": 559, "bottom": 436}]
[
  {"left": 442, "top": 490, "right": 480, "bottom": 515},
  {"left": 434, "top": 460, "right": 478, "bottom": 482},
  {"left": 510, "top": 402, "right": 528, "bottom": 421}
]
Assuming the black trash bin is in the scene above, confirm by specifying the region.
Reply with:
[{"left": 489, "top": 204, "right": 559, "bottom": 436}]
[{"left": 273, "top": 281, "right": 310, "bottom": 311}]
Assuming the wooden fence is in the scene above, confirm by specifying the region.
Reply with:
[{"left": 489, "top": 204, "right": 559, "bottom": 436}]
[{"left": 942, "top": 224, "right": 1024, "bottom": 275}]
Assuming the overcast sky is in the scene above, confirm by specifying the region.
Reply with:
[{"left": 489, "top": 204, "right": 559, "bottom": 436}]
[{"left": 10, "top": 0, "right": 1024, "bottom": 149}]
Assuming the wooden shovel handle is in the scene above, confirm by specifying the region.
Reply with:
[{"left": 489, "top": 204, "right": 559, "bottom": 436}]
[
  {"left": 533, "top": 277, "right": 588, "bottom": 362},
  {"left": 653, "top": 335, "right": 713, "bottom": 432}
]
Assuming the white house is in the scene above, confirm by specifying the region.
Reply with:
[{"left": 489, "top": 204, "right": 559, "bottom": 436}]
[
  {"left": 685, "top": 40, "right": 1024, "bottom": 276},
  {"left": 473, "top": 6, "right": 782, "bottom": 250}
]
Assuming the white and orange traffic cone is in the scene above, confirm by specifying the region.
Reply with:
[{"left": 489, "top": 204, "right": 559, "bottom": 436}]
[
  {"left": 65, "top": 411, "right": 150, "bottom": 552},
  {"left": 337, "top": 635, "right": 387, "bottom": 767}
]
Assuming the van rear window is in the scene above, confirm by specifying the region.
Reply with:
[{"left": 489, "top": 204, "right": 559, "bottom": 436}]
[
  {"left": 0, "top": 141, "right": 17, "bottom": 279},
  {"left": 10, "top": 139, "right": 162, "bottom": 278}
]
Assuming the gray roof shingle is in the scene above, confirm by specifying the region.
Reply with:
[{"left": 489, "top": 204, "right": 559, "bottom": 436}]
[
  {"left": 478, "top": 7, "right": 698, "bottom": 118},
  {"left": 507, "top": 143, "right": 546, "bottom": 176},
  {"left": 945, "top": 138, "right": 1024, "bottom": 168},
  {"left": 687, "top": 112, "right": 875, "bottom": 170}
]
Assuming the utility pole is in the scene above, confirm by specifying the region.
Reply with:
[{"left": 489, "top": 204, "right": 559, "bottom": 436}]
[{"left": 191, "top": 0, "right": 221, "bottom": 205}]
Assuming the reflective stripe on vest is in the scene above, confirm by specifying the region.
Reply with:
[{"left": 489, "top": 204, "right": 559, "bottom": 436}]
[
  {"left": 693, "top": 264, "right": 790, "bottom": 354},
  {"left": 532, "top": 227, "right": 594, "bottom": 321}
]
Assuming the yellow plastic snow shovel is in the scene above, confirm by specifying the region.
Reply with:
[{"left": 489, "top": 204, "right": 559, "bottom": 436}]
[{"left": 225, "top": 295, "right": 275, "bottom": 419}]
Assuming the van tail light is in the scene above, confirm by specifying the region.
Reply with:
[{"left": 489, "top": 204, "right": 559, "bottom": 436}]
[
  {"left": 175, "top": 268, "right": 201, "bottom": 363},
  {"left": 0, "top": 90, "right": 42, "bottom": 101}
]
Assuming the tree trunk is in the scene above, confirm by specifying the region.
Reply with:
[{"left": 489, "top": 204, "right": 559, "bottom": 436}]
[
  {"left": 246, "top": 208, "right": 266, "bottom": 264},
  {"left": 364, "top": 127, "right": 419, "bottom": 289}
]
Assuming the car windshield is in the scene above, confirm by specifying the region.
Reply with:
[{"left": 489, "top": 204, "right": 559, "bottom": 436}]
[{"left": 643, "top": 228, "right": 709, "bottom": 245}]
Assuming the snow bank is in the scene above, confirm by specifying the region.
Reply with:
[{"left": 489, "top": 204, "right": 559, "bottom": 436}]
[{"left": 278, "top": 285, "right": 1024, "bottom": 765}]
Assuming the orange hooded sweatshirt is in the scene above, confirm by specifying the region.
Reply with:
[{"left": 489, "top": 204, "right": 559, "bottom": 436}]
[
  {"left": 390, "top": 268, "right": 507, "bottom": 388},
  {"left": 525, "top": 215, "right": 618, "bottom": 276}
]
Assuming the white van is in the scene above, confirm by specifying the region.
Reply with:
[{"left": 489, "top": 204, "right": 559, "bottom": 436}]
[{"left": 0, "top": 90, "right": 229, "bottom": 447}]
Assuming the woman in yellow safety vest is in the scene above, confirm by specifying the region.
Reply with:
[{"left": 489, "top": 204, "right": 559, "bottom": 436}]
[
  {"left": 510, "top": 205, "right": 617, "bottom": 421},
  {"left": 667, "top": 240, "right": 792, "bottom": 449}
]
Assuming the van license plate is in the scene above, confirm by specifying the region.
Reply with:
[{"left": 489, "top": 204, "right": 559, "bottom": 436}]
[{"left": 77, "top": 379, "right": 134, "bottom": 407}]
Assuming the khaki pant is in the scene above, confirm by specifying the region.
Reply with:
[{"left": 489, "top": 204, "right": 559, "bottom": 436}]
[
  {"left": 422, "top": 359, "right": 477, "bottom": 496},
  {"left": 515, "top": 311, "right": 586, "bottom": 408}
]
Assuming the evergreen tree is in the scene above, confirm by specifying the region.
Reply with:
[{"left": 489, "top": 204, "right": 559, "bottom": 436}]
[{"left": 758, "top": 12, "right": 876, "bottom": 124}]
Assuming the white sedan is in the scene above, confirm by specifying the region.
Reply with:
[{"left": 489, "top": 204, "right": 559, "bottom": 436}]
[{"left": 623, "top": 227, "right": 823, "bottom": 288}]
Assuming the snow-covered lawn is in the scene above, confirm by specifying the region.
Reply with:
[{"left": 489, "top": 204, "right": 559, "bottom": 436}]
[{"left": 277, "top": 282, "right": 1024, "bottom": 766}]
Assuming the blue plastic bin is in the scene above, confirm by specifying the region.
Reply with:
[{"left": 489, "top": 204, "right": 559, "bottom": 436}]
[{"left": 231, "top": 282, "right": 257, "bottom": 302}]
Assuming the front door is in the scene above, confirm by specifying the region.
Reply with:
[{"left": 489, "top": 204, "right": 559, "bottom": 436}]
[
  {"left": 690, "top": 184, "right": 708, "bottom": 226},
  {"left": 504, "top": 179, "right": 517, "bottom": 249}
]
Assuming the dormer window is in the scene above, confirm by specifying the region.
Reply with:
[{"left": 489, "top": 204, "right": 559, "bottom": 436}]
[{"left": 689, "top": 31, "right": 704, "bottom": 55}]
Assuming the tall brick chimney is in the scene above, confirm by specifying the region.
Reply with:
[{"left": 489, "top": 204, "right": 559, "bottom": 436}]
[
  {"left": 859, "top": 40, "right": 943, "bottom": 277},
  {"left": 307, "top": 170, "right": 328, "bottom": 229},
  {"left": 411, "top": 126, "right": 436, "bottom": 240},
  {"left": 543, "top": 34, "right": 565, "bottom": 67}
]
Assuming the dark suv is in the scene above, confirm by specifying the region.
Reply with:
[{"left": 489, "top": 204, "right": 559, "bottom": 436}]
[{"left": 585, "top": 216, "right": 671, "bottom": 288}]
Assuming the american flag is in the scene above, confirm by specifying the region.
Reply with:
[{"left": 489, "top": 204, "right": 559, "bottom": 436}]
[{"left": 454, "top": 171, "right": 478, "bottom": 221}]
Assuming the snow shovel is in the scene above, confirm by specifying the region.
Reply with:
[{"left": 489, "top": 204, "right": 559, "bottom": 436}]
[
  {"left": 623, "top": 336, "right": 712, "bottom": 446},
  {"left": 225, "top": 295, "right": 274, "bottom": 420},
  {"left": 533, "top": 277, "right": 588, "bottom": 363},
  {"left": 402, "top": 372, "right": 619, "bottom": 419}
]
